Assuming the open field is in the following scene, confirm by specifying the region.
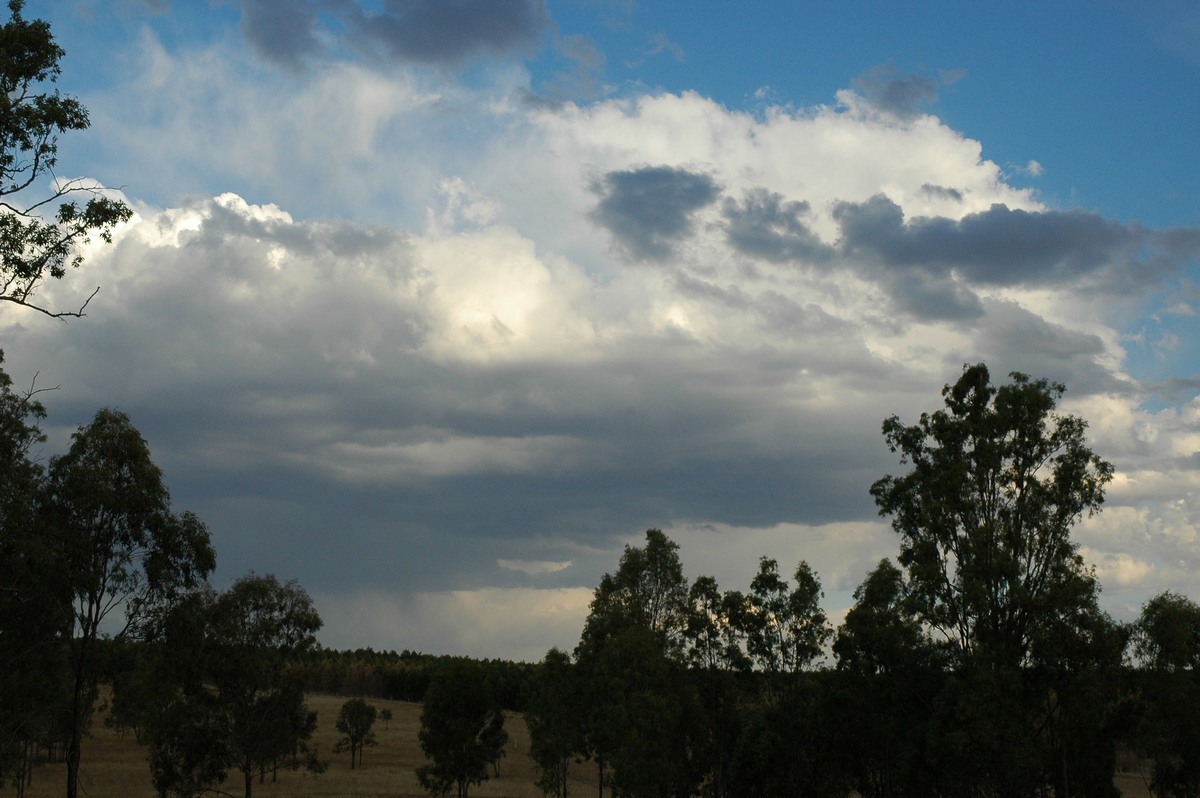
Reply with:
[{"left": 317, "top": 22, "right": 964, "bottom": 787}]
[
  {"left": 20, "top": 692, "right": 1155, "bottom": 797},
  {"left": 22, "top": 693, "right": 597, "bottom": 798}
]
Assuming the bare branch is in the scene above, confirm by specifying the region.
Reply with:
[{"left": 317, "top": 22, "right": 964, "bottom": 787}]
[{"left": 0, "top": 285, "right": 99, "bottom": 319}]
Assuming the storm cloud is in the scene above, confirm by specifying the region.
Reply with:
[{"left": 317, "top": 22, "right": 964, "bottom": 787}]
[
  {"left": 230, "top": 0, "right": 551, "bottom": 70},
  {"left": 833, "top": 195, "right": 1194, "bottom": 291},
  {"left": 590, "top": 166, "right": 721, "bottom": 260},
  {"left": 722, "top": 189, "right": 835, "bottom": 265}
]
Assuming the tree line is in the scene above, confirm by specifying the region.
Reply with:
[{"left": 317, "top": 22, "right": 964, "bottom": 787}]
[{"left": 520, "top": 366, "right": 1200, "bottom": 798}]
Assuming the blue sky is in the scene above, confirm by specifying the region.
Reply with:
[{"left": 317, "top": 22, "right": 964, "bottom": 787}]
[{"left": 7, "top": 0, "right": 1200, "bottom": 659}]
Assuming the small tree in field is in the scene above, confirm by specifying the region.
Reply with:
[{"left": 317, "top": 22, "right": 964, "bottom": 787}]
[
  {"left": 417, "top": 659, "right": 507, "bottom": 798},
  {"left": 145, "top": 573, "right": 323, "bottom": 798},
  {"left": 334, "top": 698, "right": 377, "bottom": 769},
  {"left": 379, "top": 708, "right": 393, "bottom": 729}
]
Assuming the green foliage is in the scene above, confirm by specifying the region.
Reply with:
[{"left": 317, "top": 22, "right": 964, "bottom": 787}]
[
  {"left": 333, "top": 698, "right": 377, "bottom": 769},
  {"left": 46, "top": 407, "right": 215, "bottom": 798},
  {"left": 417, "top": 659, "right": 507, "bottom": 798},
  {"left": 579, "top": 528, "right": 691, "bottom": 656},
  {"left": 0, "top": 0, "right": 132, "bottom": 318},
  {"left": 831, "top": 560, "right": 937, "bottom": 798},
  {"left": 145, "top": 573, "right": 323, "bottom": 798},
  {"left": 1135, "top": 591, "right": 1200, "bottom": 672},
  {"left": 871, "top": 363, "right": 1113, "bottom": 670},
  {"left": 0, "top": 351, "right": 62, "bottom": 791},
  {"left": 833, "top": 558, "right": 927, "bottom": 677},
  {"left": 733, "top": 557, "right": 830, "bottom": 680},
  {"left": 526, "top": 648, "right": 582, "bottom": 797},
  {"left": 1134, "top": 592, "right": 1200, "bottom": 798}
]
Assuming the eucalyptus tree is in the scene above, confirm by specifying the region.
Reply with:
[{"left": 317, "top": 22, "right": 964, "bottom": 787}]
[
  {"left": 1133, "top": 592, "right": 1200, "bottom": 798},
  {"left": 146, "top": 572, "right": 323, "bottom": 798},
  {"left": 334, "top": 699, "right": 378, "bottom": 769},
  {"left": 870, "top": 363, "right": 1113, "bottom": 671},
  {"left": 526, "top": 648, "right": 584, "bottom": 798},
  {"left": 0, "top": 354, "right": 60, "bottom": 794},
  {"left": 871, "top": 363, "right": 1117, "bottom": 796},
  {"left": 727, "top": 556, "right": 830, "bottom": 696},
  {"left": 833, "top": 559, "right": 937, "bottom": 798},
  {"left": 572, "top": 529, "right": 701, "bottom": 797},
  {"left": 46, "top": 408, "right": 214, "bottom": 798},
  {"left": 416, "top": 659, "right": 507, "bottom": 798}
]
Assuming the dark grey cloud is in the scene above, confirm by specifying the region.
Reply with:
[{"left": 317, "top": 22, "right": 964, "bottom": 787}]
[
  {"left": 882, "top": 270, "right": 984, "bottom": 321},
  {"left": 969, "top": 301, "right": 1127, "bottom": 397},
  {"left": 852, "top": 64, "right": 943, "bottom": 120},
  {"left": 722, "top": 189, "right": 835, "bottom": 264},
  {"left": 1150, "top": 375, "right": 1200, "bottom": 403},
  {"left": 229, "top": 0, "right": 551, "bottom": 70},
  {"left": 341, "top": 0, "right": 551, "bottom": 68},
  {"left": 590, "top": 166, "right": 721, "bottom": 259},
  {"left": 832, "top": 195, "right": 1189, "bottom": 289},
  {"left": 237, "top": 0, "right": 324, "bottom": 70},
  {"left": 919, "top": 183, "right": 964, "bottom": 202}
]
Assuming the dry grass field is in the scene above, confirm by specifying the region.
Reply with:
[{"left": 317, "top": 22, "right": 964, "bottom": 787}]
[
  {"left": 22, "top": 693, "right": 598, "bottom": 798},
  {"left": 19, "top": 692, "right": 1156, "bottom": 798}
]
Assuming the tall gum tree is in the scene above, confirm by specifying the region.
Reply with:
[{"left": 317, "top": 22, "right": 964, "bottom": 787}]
[
  {"left": 46, "top": 408, "right": 215, "bottom": 798},
  {"left": 870, "top": 363, "right": 1112, "bottom": 671}
]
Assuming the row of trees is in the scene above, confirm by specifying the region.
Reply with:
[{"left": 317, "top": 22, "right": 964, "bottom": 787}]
[{"left": 521, "top": 366, "right": 1200, "bottom": 798}]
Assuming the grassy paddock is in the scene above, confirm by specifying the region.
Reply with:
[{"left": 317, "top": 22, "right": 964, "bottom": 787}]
[
  {"left": 19, "top": 692, "right": 1154, "bottom": 797},
  {"left": 22, "top": 693, "right": 591, "bottom": 798}
]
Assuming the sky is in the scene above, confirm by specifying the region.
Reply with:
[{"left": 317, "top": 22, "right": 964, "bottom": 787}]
[{"left": 3, "top": 0, "right": 1200, "bottom": 661}]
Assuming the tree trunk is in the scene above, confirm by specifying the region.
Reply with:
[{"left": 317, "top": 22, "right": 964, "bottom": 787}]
[{"left": 66, "top": 656, "right": 90, "bottom": 798}]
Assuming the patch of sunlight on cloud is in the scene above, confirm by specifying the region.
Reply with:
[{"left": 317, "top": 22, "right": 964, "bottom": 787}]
[{"left": 498, "top": 559, "right": 573, "bottom": 575}]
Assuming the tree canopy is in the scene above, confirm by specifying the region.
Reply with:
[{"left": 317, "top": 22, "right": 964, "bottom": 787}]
[
  {"left": 0, "top": 0, "right": 131, "bottom": 317},
  {"left": 871, "top": 363, "right": 1113, "bottom": 670},
  {"left": 417, "top": 659, "right": 508, "bottom": 798},
  {"left": 46, "top": 407, "right": 215, "bottom": 798},
  {"left": 146, "top": 572, "right": 323, "bottom": 798}
]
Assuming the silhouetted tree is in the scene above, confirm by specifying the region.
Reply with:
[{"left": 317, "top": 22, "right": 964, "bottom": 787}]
[
  {"left": 417, "top": 659, "right": 507, "bottom": 798},
  {"left": 0, "top": 353, "right": 62, "bottom": 796},
  {"left": 833, "top": 559, "right": 937, "bottom": 797},
  {"left": 146, "top": 573, "right": 323, "bottom": 798},
  {"left": 334, "top": 698, "right": 377, "bottom": 769},
  {"left": 871, "top": 364, "right": 1117, "bottom": 796},
  {"left": 1133, "top": 592, "right": 1200, "bottom": 798},
  {"left": 47, "top": 408, "right": 214, "bottom": 798},
  {"left": 527, "top": 648, "right": 584, "bottom": 797},
  {"left": 871, "top": 363, "right": 1113, "bottom": 671}
]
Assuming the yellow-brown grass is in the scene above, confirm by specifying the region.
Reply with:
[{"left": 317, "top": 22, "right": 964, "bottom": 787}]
[
  {"left": 18, "top": 693, "right": 1154, "bottom": 798},
  {"left": 21, "top": 693, "right": 594, "bottom": 798}
]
